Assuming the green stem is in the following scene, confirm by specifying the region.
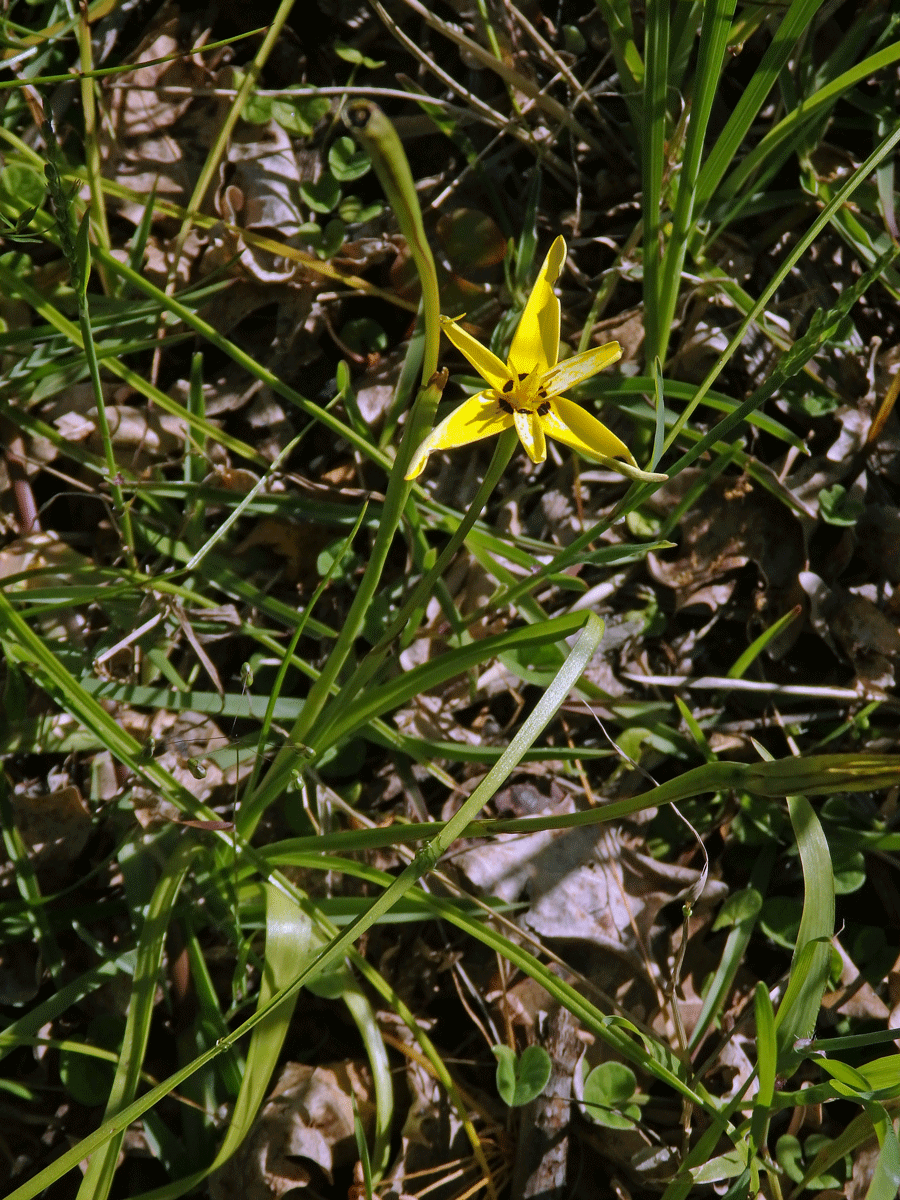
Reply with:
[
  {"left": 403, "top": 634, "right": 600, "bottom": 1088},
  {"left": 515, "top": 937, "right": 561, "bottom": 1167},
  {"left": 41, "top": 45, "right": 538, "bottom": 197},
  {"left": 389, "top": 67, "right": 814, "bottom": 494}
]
[
  {"left": 344, "top": 101, "right": 441, "bottom": 383},
  {"left": 41, "top": 121, "right": 136, "bottom": 567},
  {"left": 237, "top": 371, "right": 448, "bottom": 839},
  {"left": 310, "top": 429, "right": 518, "bottom": 752},
  {"left": 76, "top": 280, "right": 137, "bottom": 568},
  {"left": 238, "top": 104, "right": 443, "bottom": 837}
]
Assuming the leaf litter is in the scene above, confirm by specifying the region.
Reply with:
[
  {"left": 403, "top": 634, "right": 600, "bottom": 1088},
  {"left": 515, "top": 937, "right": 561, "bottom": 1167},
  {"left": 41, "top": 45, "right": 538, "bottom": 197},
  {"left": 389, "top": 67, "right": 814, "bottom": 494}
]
[{"left": 2, "top": 2, "right": 900, "bottom": 1198}]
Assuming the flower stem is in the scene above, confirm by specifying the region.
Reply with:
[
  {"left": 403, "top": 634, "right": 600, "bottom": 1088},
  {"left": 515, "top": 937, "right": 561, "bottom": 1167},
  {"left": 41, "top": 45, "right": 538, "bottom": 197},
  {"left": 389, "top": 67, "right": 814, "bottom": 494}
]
[{"left": 311, "top": 428, "right": 519, "bottom": 756}]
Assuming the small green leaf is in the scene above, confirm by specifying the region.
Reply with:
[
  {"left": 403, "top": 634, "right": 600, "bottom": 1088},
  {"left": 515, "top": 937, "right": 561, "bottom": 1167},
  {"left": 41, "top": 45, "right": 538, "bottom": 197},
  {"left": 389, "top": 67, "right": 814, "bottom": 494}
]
[
  {"left": 692, "top": 1148, "right": 748, "bottom": 1183},
  {"left": 776, "top": 1134, "right": 805, "bottom": 1184},
  {"left": 759, "top": 895, "right": 802, "bottom": 950},
  {"left": 59, "top": 1015, "right": 122, "bottom": 1106},
  {"left": 499, "top": 642, "right": 567, "bottom": 687},
  {"left": 272, "top": 95, "right": 330, "bottom": 136},
  {"left": 819, "top": 484, "right": 864, "bottom": 526},
  {"left": 561, "top": 24, "right": 587, "bottom": 54},
  {"left": 300, "top": 174, "right": 342, "bottom": 214},
  {"left": 583, "top": 1061, "right": 642, "bottom": 1129},
  {"left": 0, "top": 163, "right": 46, "bottom": 213},
  {"left": 305, "top": 965, "right": 349, "bottom": 1000},
  {"left": 493, "top": 1044, "right": 551, "bottom": 1107},
  {"left": 832, "top": 846, "right": 866, "bottom": 894},
  {"left": 242, "top": 91, "right": 273, "bottom": 124},
  {"left": 712, "top": 887, "right": 762, "bottom": 931},
  {"left": 334, "top": 41, "right": 385, "bottom": 68},
  {"left": 625, "top": 508, "right": 663, "bottom": 539},
  {"left": 341, "top": 317, "right": 387, "bottom": 355},
  {"left": 317, "top": 737, "right": 366, "bottom": 779},
  {"left": 317, "top": 537, "right": 362, "bottom": 579},
  {"left": 318, "top": 217, "right": 345, "bottom": 259},
  {"left": 338, "top": 194, "right": 383, "bottom": 224},
  {"left": 329, "top": 136, "right": 372, "bottom": 183}
]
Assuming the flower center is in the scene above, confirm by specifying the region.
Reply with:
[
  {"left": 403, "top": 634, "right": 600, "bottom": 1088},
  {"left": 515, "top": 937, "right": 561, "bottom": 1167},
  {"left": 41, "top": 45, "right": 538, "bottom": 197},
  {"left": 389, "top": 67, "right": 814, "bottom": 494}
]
[{"left": 494, "top": 369, "right": 551, "bottom": 416}]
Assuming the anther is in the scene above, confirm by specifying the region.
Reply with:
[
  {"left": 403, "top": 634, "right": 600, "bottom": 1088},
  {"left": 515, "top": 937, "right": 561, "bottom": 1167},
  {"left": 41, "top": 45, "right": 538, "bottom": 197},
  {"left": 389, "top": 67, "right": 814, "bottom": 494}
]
[
  {"left": 498, "top": 398, "right": 514, "bottom": 414},
  {"left": 537, "top": 401, "right": 551, "bottom": 416},
  {"left": 502, "top": 379, "right": 515, "bottom": 394}
]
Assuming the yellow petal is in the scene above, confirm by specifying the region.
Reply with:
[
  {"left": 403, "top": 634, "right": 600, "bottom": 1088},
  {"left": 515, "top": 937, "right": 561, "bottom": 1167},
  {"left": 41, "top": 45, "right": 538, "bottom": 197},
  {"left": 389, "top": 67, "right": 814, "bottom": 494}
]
[
  {"left": 543, "top": 396, "right": 637, "bottom": 465},
  {"left": 539, "top": 341, "right": 623, "bottom": 398},
  {"left": 508, "top": 236, "right": 565, "bottom": 377},
  {"left": 405, "top": 393, "right": 513, "bottom": 479},
  {"left": 439, "top": 315, "right": 510, "bottom": 390},
  {"left": 514, "top": 408, "right": 547, "bottom": 463}
]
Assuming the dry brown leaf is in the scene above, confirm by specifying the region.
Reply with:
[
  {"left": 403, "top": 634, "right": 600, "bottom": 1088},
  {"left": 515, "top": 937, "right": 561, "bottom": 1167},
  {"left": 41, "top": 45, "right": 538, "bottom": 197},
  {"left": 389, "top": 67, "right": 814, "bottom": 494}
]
[
  {"left": 203, "top": 94, "right": 310, "bottom": 286},
  {"left": 857, "top": 505, "right": 900, "bottom": 584},
  {"left": 5, "top": 782, "right": 93, "bottom": 894},
  {"left": 101, "top": 14, "right": 215, "bottom": 222},
  {"left": 233, "top": 518, "right": 334, "bottom": 588},
  {"left": 648, "top": 472, "right": 806, "bottom": 632},
  {"left": 0, "top": 531, "right": 88, "bottom": 587},
  {"left": 457, "top": 786, "right": 725, "bottom": 1009},
  {"left": 804, "top": 575, "right": 900, "bottom": 693},
  {"left": 786, "top": 405, "right": 869, "bottom": 507},
  {"left": 86, "top": 405, "right": 186, "bottom": 469},
  {"left": 209, "top": 1062, "right": 373, "bottom": 1200},
  {"left": 377, "top": 1012, "right": 473, "bottom": 1198},
  {"left": 821, "top": 939, "right": 890, "bottom": 1022},
  {"left": 120, "top": 709, "right": 246, "bottom": 824}
]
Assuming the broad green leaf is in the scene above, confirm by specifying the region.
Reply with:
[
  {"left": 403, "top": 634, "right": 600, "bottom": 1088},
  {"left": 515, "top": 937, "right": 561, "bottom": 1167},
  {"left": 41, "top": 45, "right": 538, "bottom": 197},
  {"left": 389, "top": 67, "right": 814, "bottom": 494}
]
[
  {"left": 328, "top": 135, "right": 372, "bottom": 182},
  {"left": 493, "top": 1044, "right": 551, "bottom": 1107},
  {"left": 774, "top": 796, "right": 834, "bottom": 1076},
  {"left": 583, "top": 1061, "right": 642, "bottom": 1129},
  {"left": 300, "top": 174, "right": 341, "bottom": 214}
]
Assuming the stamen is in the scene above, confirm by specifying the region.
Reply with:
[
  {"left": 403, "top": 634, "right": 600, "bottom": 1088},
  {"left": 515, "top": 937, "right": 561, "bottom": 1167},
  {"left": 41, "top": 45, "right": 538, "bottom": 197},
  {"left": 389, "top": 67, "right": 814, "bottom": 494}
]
[
  {"left": 518, "top": 372, "right": 529, "bottom": 381},
  {"left": 498, "top": 398, "right": 514, "bottom": 414},
  {"left": 502, "top": 379, "right": 515, "bottom": 394},
  {"left": 537, "top": 401, "right": 551, "bottom": 417}
]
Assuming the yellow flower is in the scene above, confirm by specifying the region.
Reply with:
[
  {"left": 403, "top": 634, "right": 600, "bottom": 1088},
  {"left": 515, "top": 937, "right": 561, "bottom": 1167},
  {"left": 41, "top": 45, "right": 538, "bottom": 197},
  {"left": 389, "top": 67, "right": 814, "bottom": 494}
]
[{"left": 406, "top": 236, "right": 665, "bottom": 482}]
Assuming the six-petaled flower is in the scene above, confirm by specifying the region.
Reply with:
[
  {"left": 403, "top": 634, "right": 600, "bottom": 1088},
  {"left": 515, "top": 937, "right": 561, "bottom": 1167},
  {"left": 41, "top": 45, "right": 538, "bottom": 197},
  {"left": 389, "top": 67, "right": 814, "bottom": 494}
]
[{"left": 406, "top": 236, "right": 665, "bottom": 483}]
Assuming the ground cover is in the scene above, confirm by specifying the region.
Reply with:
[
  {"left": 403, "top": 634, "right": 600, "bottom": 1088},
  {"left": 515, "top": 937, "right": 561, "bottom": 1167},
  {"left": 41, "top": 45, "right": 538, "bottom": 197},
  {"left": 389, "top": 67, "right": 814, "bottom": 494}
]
[{"left": 1, "top": 1, "right": 900, "bottom": 1197}]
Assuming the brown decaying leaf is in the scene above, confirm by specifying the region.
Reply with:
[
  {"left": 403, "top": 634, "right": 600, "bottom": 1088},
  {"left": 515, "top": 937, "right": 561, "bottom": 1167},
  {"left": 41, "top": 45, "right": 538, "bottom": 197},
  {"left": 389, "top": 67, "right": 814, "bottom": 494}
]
[
  {"left": 6, "top": 784, "right": 92, "bottom": 889},
  {"left": 649, "top": 472, "right": 805, "bottom": 620},
  {"left": 209, "top": 1062, "right": 374, "bottom": 1199},
  {"left": 457, "top": 782, "right": 725, "bottom": 1024}
]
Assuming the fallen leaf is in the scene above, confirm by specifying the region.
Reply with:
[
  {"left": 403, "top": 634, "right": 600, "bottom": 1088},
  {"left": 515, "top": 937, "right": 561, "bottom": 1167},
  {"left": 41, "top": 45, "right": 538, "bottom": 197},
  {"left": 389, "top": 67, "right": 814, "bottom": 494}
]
[{"left": 209, "top": 1062, "right": 373, "bottom": 1200}]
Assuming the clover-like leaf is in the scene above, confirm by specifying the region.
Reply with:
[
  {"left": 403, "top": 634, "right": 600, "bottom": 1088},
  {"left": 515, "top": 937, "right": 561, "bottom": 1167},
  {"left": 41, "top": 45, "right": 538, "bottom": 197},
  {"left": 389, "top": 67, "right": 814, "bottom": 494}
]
[
  {"left": 819, "top": 484, "right": 864, "bottom": 527},
  {"left": 582, "top": 1062, "right": 641, "bottom": 1129},
  {"left": 300, "top": 175, "right": 342, "bottom": 214},
  {"left": 329, "top": 136, "right": 372, "bottom": 183},
  {"left": 271, "top": 95, "right": 330, "bottom": 136},
  {"left": 334, "top": 41, "right": 385, "bottom": 68},
  {"left": 493, "top": 1044, "right": 551, "bottom": 1107},
  {"left": 338, "top": 194, "right": 382, "bottom": 224}
]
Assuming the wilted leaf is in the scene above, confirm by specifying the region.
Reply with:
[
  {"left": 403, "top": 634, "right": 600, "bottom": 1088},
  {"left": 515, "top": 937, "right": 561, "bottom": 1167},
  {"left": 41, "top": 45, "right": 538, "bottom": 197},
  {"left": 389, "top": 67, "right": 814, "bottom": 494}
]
[{"left": 209, "top": 1062, "right": 374, "bottom": 1199}]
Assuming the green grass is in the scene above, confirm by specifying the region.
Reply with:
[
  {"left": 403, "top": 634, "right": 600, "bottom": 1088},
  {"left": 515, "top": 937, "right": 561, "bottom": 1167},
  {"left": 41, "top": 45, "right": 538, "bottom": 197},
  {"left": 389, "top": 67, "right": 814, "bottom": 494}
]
[{"left": 1, "top": 1, "right": 900, "bottom": 1197}]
